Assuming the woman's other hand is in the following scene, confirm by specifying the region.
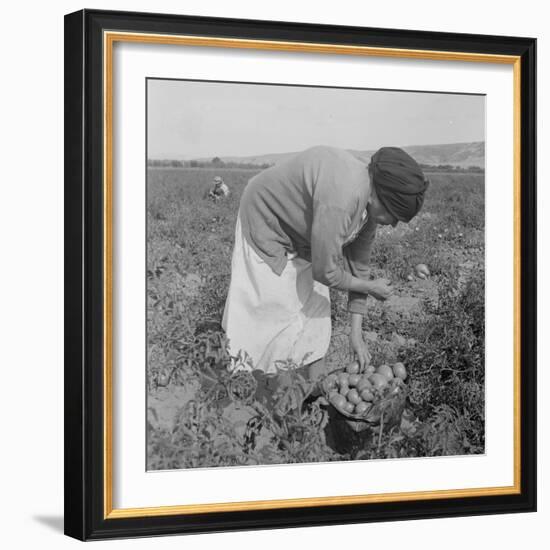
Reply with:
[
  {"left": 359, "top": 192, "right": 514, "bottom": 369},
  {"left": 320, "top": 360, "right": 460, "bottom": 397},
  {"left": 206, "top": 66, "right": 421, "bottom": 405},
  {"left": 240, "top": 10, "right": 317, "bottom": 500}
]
[
  {"left": 367, "top": 278, "right": 394, "bottom": 301},
  {"left": 350, "top": 330, "right": 371, "bottom": 369},
  {"left": 349, "top": 313, "right": 372, "bottom": 370}
]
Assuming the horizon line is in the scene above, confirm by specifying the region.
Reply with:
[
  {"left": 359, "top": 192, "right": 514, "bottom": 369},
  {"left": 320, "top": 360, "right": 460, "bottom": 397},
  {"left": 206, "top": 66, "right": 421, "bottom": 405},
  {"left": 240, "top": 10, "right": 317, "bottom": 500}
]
[{"left": 148, "top": 139, "right": 486, "bottom": 161}]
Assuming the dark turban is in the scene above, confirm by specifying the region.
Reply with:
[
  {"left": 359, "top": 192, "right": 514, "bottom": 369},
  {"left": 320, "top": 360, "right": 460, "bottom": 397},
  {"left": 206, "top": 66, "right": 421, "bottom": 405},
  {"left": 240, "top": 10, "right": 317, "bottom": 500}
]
[{"left": 369, "top": 147, "right": 429, "bottom": 223}]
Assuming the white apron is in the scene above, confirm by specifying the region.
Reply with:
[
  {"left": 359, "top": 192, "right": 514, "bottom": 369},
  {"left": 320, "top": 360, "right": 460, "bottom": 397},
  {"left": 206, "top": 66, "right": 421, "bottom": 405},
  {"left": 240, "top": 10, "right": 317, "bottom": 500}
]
[{"left": 222, "top": 216, "right": 331, "bottom": 374}]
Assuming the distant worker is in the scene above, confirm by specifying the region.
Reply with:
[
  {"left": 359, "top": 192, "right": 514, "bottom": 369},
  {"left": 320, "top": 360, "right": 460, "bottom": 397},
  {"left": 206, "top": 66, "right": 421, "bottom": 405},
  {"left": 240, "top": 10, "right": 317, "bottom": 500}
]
[{"left": 207, "top": 176, "right": 230, "bottom": 201}]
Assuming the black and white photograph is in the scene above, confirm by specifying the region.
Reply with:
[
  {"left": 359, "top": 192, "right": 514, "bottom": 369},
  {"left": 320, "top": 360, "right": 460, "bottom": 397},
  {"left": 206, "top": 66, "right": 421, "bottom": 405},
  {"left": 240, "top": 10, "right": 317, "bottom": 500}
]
[{"left": 146, "top": 79, "right": 486, "bottom": 470}]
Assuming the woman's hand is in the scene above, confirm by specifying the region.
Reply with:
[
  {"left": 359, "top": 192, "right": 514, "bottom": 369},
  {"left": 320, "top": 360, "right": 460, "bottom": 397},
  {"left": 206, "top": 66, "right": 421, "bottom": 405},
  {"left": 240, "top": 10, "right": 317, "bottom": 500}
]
[
  {"left": 350, "top": 313, "right": 371, "bottom": 370},
  {"left": 350, "top": 330, "right": 371, "bottom": 370},
  {"left": 366, "top": 278, "right": 394, "bottom": 301}
]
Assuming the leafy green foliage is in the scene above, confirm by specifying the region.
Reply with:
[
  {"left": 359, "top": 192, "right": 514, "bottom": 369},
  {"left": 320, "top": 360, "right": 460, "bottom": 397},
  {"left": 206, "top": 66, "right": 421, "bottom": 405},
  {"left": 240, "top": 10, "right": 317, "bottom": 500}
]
[
  {"left": 403, "top": 267, "right": 486, "bottom": 455},
  {"left": 147, "top": 331, "right": 340, "bottom": 468}
]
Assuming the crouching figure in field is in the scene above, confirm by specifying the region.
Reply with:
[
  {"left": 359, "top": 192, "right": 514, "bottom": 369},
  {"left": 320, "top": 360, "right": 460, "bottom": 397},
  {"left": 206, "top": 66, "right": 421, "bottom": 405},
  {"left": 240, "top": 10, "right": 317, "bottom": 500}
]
[{"left": 206, "top": 175, "right": 230, "bottom": 201}]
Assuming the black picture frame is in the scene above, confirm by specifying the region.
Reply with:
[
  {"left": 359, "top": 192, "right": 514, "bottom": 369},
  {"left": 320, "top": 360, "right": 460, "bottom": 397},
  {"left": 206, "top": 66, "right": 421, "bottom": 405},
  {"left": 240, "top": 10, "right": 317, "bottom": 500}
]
[{"left": 64, "top": 8, "right": 536, "bottom": 541}]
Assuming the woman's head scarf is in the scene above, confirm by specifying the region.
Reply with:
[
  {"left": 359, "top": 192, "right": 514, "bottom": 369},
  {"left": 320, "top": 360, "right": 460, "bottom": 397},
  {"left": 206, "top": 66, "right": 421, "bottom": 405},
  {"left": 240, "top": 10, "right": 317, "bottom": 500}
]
[{"left": 369, "top": 147, "right": 430, "bottom": 223}]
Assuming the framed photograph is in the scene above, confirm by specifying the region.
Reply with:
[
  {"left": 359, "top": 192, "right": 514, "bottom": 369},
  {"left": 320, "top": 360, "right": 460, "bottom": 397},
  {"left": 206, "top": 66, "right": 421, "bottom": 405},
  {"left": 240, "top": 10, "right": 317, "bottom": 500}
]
[{"left": 64, "top": 9, "right": 536, "bottom": 540}]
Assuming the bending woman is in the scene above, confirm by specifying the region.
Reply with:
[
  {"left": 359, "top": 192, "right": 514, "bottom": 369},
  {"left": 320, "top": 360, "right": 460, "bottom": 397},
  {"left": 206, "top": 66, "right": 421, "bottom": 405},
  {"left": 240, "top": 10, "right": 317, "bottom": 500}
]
[{"left": 222, "top": 145, "right": 428, "bottom": 379}]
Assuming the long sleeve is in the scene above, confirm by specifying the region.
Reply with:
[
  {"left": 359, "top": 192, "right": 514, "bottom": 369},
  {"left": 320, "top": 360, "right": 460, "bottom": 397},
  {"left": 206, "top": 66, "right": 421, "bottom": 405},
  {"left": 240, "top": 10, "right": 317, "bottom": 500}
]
[
  {"left": 310, "top": 201, "right": 354, "bottom": 290},
  {"left": 239, "top": 146, "right": 371, "bottom": 279},
  {"left": 343, "top": 218, "right": 377, "bottom": 314}
]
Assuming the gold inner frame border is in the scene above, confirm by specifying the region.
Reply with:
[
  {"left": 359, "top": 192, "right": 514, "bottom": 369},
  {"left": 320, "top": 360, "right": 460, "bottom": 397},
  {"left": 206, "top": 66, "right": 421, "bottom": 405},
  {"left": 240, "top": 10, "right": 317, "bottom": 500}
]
[{"left": 102, "top": 30, "right": 522, "bottom": 519}]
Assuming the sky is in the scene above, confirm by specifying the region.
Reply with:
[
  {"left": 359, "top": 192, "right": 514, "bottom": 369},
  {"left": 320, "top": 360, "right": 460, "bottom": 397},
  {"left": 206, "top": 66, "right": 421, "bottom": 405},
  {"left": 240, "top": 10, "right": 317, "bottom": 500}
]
[{"left": 147, "top": 79, "right": 485, "bottom": 160}]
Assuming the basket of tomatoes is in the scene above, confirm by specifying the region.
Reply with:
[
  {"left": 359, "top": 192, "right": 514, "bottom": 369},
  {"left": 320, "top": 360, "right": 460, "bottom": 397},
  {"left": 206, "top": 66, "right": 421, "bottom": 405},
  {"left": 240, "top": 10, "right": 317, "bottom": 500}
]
[{"left": 321, "top": 360, "right": 408, "bottom": 432}]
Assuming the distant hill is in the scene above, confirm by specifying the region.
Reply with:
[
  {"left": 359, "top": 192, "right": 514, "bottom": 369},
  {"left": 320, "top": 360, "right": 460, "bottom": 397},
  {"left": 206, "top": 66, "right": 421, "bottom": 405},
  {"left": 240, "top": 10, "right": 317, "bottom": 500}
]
[{"left": 195, "top": 142, "right": 485, "bottom": 169}]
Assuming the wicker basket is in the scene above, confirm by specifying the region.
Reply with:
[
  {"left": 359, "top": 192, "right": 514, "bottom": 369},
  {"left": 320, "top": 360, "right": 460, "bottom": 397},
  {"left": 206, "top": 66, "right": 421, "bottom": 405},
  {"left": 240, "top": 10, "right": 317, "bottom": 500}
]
[{"left": 321, "top": 368, "right": 408, "bottom": 432}]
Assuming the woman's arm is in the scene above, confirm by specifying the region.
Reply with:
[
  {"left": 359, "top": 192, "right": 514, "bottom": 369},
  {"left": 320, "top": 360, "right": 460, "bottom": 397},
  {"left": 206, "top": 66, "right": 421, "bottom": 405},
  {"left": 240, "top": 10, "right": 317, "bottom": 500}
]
[
  {"left": 344, "top": 217, "right": 378, "bottom": 312},
  {"left": 343, "top": 219, "right": 392, "bottom": 367},
  {"left": 346, "top": 276, "right": 393, "bottom": 301},
  {"left": 309, "top": 203, "right": 393, "bottom": 300}
]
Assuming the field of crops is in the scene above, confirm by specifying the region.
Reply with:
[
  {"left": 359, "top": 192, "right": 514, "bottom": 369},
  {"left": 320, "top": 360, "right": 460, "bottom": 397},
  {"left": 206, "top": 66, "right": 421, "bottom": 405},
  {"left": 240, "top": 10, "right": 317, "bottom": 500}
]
[{"left": 147, "top": 167, "right": 485, "bottom": 469}]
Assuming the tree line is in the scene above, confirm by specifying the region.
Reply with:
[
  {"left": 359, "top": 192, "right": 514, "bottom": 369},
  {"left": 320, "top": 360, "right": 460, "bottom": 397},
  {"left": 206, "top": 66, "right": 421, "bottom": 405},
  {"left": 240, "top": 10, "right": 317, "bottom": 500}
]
[
  {"left": 420, "top": 163, "right": 484, "bottom": 173},
  {"left": 147, "top": 157, "right": 483, "bottom": 173},
  {"left": 147, "top": 156, "right": 272, "bottom": 170}
]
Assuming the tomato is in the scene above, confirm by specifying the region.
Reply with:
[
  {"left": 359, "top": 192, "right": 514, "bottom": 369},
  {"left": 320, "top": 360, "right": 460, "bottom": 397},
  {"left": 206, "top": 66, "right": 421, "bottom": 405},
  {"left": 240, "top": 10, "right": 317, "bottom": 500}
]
[
  {"left": 369, "top": 373, "right": 388, "bottom": 390},
  {"left": 324, "top": 376, "right": 337, "bottom": 391},
  {"left": 360, "top": 388, "right": 374, "bottom": 401},
  {"left": 348, "top": 374, "right": 361, "bottom": 387},
  {"left": 344, "top": 401, "right": 355, "bottom": 414},
  {"left": 415, "top": 263, "right": 430, "bottom": 278},
  {"left": 346, "top": 360, "right": 361, "bottom": 374},
  {"left": 356, "top": 379, "right": 372, "bottom": 392},
  {"left": 330, "top": 393, "right": 347, "bottom": 410},
  {"left": 355, "top": 401, "right": 369, "bottom": 415},
  {"left": 347, "top": 388, "right": 362, "bottom": 405},
  {"left": 365, "top": 365, "right": 376, "bottom": 375},
  {"left": 338, "top": 372, "right": 349, "bottom": 386},
  {"left": 392, "top": 362, "right": 408, "bottom": 380},
  {"left": 376, "top": 364, "right": 394, "bottom": 381}
]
